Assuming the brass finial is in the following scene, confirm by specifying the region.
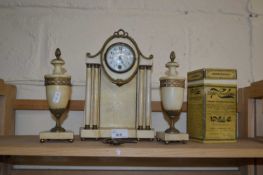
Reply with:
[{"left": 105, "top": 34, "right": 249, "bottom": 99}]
[
  {"left": 170, "top": 51, "right": 176, "bottom": 62},
  {"left": 55, "top": 48, "right": 61, "bottom": 59}
]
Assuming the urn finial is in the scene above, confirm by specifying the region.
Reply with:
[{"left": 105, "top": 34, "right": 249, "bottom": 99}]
[
  {"left": 165, "top": 50, "right": 179, "bottom": 71},
  {"left": 55, "top": 48, "right": 61, "bottom": 59},
  {"left": 50, "top": 48, "right": 66, "bottom": 74},
  {"left": 170, "top": 51, "right": 176, "bottom": 62}
]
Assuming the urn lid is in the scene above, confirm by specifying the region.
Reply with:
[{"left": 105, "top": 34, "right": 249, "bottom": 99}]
[
  {"left": 160, "top": 51, "right": 184, "bottom": 81},
  {"left": 45, "top": 48, "right": 70, "bottom": 78}
]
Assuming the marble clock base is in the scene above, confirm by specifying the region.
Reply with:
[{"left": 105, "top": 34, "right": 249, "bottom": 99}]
[
  {"left": 39, "top": 131, "right": 74, "bottom": 143},
  {"left": 136, "top": 130, "right": 155, "bottom": 140},
  {"left": 156, "top": 131, "right": 189, "bottom": 144},
  {"left": 80, "top": 128, "right": 155, "bottom": 140}
]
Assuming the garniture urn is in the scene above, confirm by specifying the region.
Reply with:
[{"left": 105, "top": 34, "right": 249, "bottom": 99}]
[
  {"left": 160, "top": 51, "right": 185, "bottom": 134},
  {"left": 40, "top": 48, "right": 74, "bottom": 143},
  {"left": 44, "top": 48, "right": 71, "bottom": 133}
]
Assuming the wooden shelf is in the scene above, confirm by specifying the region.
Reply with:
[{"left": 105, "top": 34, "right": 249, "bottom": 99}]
[
  {"left": 13, "top": 100, "right": 187, "bottom": 112},
  {"left": 2, "top": 80, "right": 263, "bottom": 175},
  {"left": 0, "top": 136, "right": 262, "bottom": 158}
]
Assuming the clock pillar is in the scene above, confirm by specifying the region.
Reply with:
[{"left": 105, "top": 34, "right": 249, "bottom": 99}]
[
  {"left": 84, "top": 64, "right": 100, "bottom": 130},
  {"left": 84, "top": 64, "right": 92, "bottom": 129},
  {"left": 145, "top": 66, "right": 152, "bottom": 129},
  {"left": 137, "top": 65, "right": 152, "bottom": 130},
  {"left": 92, "top": 64, "right": 100, "bottom": 129},
  {"left": 136, "top": 65, "right": 154, "bottom": 139},
  {"left": 137, "top": 67, "right": 145, "bottom": 130}
]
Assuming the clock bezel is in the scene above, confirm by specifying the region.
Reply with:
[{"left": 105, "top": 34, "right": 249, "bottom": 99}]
[
  {"left": 104, "top": 42, "right": 136, "bottom": 74},
  {"left": 101, "top": 38, "right": 139, "bottom": 86}
]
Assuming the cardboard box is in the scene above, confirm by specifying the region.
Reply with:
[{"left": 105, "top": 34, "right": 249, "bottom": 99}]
[{"left": 187, "top": 68, "right": 237, "bottom": 143}]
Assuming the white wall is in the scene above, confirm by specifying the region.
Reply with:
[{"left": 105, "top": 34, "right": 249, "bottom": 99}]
[
  {"left": 251, "top": 0, "right": 263, "bottom": 81},
  {"left": 0, "top": 0, "right": 262, "bottom": 135}
]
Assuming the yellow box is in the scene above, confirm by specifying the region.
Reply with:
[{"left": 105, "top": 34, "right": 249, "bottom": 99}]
[{"left": 187, "top": 68, "right": 237, "bottom": 143}]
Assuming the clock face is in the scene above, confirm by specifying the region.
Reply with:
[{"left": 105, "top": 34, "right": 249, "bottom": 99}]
[{"left": 105, "top": 43, "right": 135, "bottom": 73}]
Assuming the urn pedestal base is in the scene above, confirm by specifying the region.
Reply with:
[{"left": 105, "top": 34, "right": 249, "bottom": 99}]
[
  {"left": 156, "top": 131, "right": 189, "bottom": 144},
  {"left": 39, "top": 131, "right": 74, "bottom": 143},
  {"left": 80, "top": 128, "right": 155, "bottom": 140}
]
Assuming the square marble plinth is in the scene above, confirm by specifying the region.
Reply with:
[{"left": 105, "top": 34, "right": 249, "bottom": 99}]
[
  {"left": 137, "top": 129, "right": 155, "bottom": 140},
  {"left": 80, "top": 128, "right": 100, "bottom": 139},
  {"left": 156, "top": 131, "right": 189, "bottom": 143},
  {"left": 39, "top": 131, "right": 74, "bottom": 143},
  {"left": 80, "top": 128, "right": 155, "bottom": 140}
]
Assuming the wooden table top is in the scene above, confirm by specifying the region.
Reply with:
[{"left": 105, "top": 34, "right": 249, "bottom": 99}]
[{"left": 0, "top": 136, "right": 262, "bottom": 158}]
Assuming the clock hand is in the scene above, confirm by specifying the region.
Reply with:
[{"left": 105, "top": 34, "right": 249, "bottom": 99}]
[{"left": 119, "top": 56, "right": 125, "bottom": 66}]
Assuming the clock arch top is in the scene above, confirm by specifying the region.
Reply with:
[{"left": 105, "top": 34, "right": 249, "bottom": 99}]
[
  {"left": 86, "top": 29, "right": 153, "bottom": 61},
  {"left": 85, "top": 29, "right": 153, "bottom": 86}
]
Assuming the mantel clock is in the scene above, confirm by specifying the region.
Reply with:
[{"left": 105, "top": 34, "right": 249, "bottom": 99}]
[{"left": 80, "top": 29, "right": 155, "bottom": 140}]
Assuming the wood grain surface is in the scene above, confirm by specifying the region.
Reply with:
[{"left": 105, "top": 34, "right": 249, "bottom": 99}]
[
  {"left": 14, "top": 100, "right": 186, "bottom": 112},
  {"left": 0, "top": 136, "right": 262, "bottom": 158}
]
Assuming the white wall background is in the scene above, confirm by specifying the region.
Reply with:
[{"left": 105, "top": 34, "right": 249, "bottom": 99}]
[{"left": 0, "top": 0, "right": 262, "bottom": 135}]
